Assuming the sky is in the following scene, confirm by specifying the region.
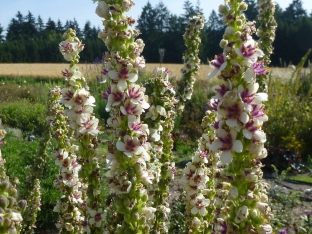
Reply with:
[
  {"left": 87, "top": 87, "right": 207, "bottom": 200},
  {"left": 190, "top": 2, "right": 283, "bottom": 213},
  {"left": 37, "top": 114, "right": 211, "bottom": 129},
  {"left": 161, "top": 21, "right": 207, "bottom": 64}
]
[{"left": 1, "top": 0, "right": 312, "bottom": 32}]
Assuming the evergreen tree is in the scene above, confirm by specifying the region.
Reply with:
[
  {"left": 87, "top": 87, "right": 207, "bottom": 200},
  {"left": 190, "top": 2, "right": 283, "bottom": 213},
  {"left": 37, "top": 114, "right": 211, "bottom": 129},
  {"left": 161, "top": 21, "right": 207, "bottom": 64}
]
[
  {"left": 36, "top": 15, "right": 45, "bottom": 37},
  {"left": 45, "top": 18, "right": 56, "bottom": 31},
  {"left": 0, "top": 24, "right": 4, "bottom": 43},
  {"left": 56, "top": 20, "right": 64, "bottom": 33},
  {"left": 24, "top": 11, "right": 37, "bottom": 39},
  {"left": 83, "top": 21, "right": 93, "bottom": 39},
  {"left": 244, "top": 0, "right": 258, "bottom": 21}
]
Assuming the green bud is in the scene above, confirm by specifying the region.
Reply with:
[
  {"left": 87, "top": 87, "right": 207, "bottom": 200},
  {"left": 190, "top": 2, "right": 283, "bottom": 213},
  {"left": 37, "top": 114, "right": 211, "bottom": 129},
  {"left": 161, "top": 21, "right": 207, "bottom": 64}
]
[
  {"left": 138, "top": 216, "right": 146, "bottom": 226},
  {"left": 239, "top": 3, "right": 248, "bottom": 11},
  {"left": 18, "top": 200, "right": 27, "bottom": 211},
  {"left": 9, "top": 187, "right": 17, "bottom": 198},
  {"left": 7, "top": 197, "right": 16, "bottom": 208},
  {"left": 235, "top": 31, "right": 242, "bottom": 38},
  {"left": 132, "top": 212, "right": 139, "bottom": 221},
  {"left": 218, "top": 4, "right": 228, "bottom": 15},
  {"left": 124, "top": 214, "right": 131, "bottom": 223},
  {"left": 141, "top": 193, "right": 148, "bottom": 202},
  {"left": 0, "top": 195, "right": 8, "bottom": 209},
  {"left": 219, "top": 39, "right": 228, "bottom": 48},
  {"left": 143, "top": 225, "right": 150, "bottom": 233},
  {"left": 236, "top": 19, "right": 243, "bottom": 26},
  {"left": 0, "top": 181, "right": 10, "bottom": 192},
  {"left": 3, "top": 217, "right": 12, "bottom": 229}
]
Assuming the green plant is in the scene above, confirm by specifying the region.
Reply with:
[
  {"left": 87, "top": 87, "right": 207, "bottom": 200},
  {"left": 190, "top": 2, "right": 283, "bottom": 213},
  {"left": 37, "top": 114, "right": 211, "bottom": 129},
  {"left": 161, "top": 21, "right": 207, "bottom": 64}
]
[{"left": 0, "top": 100, "right": 46, "bottom": 135}]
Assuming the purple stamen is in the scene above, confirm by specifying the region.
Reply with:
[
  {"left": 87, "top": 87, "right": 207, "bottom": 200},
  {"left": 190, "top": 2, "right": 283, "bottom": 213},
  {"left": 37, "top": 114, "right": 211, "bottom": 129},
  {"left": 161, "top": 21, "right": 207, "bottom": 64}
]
[
  {"left": 102, "top": 87, "right": 111, "bottom": 100},
  {"left": 241, "top": 88, "right": 255, "bottom": 104},
  {"left": 125, "top": 139, "right": 136, "bottom": 152},
  {"left": 227, "top": 103, "right": 241, "bottom": 119},
  {"left": 241, "top": 44, "right": 256, "bottom": 57}
]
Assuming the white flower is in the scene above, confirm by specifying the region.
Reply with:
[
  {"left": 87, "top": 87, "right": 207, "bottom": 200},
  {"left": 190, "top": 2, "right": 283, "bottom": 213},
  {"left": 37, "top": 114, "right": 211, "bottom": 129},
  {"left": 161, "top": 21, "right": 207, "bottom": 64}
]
[
  {"left": 234, "top": 206, "right": 249, "bottom": 223},
  {"left": 95, "top": 1, "right": 109, "bottom": 19},
  {"left": 108, "top": 64, "right": 138, "bottom": 91},
  {"left": 210, "top": 129, "right": 243, "bottom": 164},
  {"left": 190, "top": 193, "right": 210, "bottom": 216},
  {"left": 207, "top": 54, "right": 227, "bottom": 78},
  {"left": 116, "top": 135, "right": 145, "bottom": 157},
  {"left": 142, "top": 206, "right": 156, "bottom": 220},
  {"left": 145, "top": 105, "right": 166, "bottom": 120},
  {"left": 235, "top": 37, "right": 264, "bottom": 66},
  {"left": 78, "top": 117, "right": 99, "bottom": 136},
  {"left": 128, "top": 115, "right": 149, "bottom": 135},
  {"left": 106, "top": 84, "right": 125, "bottom": 111},
  {"left": 191, "top": 217, "right": 201, "bottom": 229},
  {"left": 259, "top": 224, "right": 273, "bottom": 234},
  {"left": 89, "top": 208, "right": 105, "bottom": 228}
]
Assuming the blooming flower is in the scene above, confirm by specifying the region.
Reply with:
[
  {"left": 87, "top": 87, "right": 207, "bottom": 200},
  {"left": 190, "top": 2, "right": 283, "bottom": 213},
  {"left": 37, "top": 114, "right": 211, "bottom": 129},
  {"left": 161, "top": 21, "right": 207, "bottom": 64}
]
[
  {"left": 207, "top": 54, "right": 228, "bottom": 78},
  {"left": 190, "top": 193, "right": 210, "bottom": 216},
  {"left": 116, "top": 135, "right": 146, "bottom": 157},
  {"left": 108, "top": 64, "right": 138, "bottom": 91},
  {"left": 210, "top": 128, "right": 243, "bottom": 164},
  {"left": 235, "top": 37, "right": 264, "bottom": 66}
]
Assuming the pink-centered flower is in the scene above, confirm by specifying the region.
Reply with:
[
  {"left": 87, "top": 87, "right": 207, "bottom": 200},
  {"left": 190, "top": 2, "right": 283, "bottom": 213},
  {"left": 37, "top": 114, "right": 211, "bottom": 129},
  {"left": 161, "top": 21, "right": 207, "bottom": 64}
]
[
  {"left": 106, "top": 84, "right": 125, "bottom": 111},
  {"left": 59, "top": 40, "right": 84, "bottom": 61},
  {"left": 218, "top": 94, "right": 249, "bottom": 128},
  {"left": 190, "top": 193, "right": 210, "bottom": 216},
  {"left": 235, "top": 37, "right": 264, "bottom": 66},
  {"left": 210, "top": 128, "right": 243, "bottom": 164},
  {"left": 239, "top": 83, "right": 268, "bottom": 105},
  {"left": 120, "top": 99, "right": 143, "bottom": 116},
  {"left": 127, "top": 84, "right": 150, "bottom": 109},
  {"left": 128, "top": 115, "right": 149, "bottom": 135},
  {"left": 116, "top": 135, "right": 145, "bottom": 157},
  {"left": 78, "top": 118, "right": 99, "bottom": 136},
  {"left": 108, "top": 63, "right": 138, "bottom": 91},
  {"left": 207, "top": 54, "right": 228, "bottom": 78}
]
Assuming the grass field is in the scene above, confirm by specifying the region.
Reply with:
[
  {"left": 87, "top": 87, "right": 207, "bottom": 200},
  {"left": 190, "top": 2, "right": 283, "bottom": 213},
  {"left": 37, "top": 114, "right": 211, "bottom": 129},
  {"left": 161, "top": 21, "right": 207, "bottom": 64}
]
[{"left": 0, "top": 63, "right": 299, "bottom": 80}]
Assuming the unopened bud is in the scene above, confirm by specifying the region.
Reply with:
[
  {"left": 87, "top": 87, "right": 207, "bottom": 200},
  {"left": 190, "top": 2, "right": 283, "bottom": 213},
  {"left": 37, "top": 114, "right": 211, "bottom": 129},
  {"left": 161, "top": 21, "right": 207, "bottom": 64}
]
[{"left": 218, "top": 5, "right": 228, "bottom": 15}]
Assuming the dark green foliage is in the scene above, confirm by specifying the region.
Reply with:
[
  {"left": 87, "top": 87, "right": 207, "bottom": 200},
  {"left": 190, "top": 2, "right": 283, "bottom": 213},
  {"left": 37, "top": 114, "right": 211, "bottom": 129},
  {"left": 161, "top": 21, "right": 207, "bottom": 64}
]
[{"left": 0, "top": 11, "right": 106, "bottom": 63}]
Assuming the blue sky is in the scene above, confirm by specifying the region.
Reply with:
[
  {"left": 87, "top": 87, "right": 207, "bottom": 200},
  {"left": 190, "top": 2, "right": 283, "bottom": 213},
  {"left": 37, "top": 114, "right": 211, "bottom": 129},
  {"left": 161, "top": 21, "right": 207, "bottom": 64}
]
[{"left": 1, "top": 0, "right": 312, "bottom": 32}]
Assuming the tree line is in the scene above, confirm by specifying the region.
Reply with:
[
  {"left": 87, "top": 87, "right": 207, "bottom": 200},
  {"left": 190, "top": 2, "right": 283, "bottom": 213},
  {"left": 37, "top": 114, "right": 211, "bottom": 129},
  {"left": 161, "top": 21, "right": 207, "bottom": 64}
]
[{"left": 0, "top": 0, "right": 311, "bottom": 66}]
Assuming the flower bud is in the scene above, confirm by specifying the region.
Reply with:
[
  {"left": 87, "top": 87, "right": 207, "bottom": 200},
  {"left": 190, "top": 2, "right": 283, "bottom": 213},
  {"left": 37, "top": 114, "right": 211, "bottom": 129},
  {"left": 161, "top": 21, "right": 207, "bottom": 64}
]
[
  {"left": 219, "top": 39, "right": 228, "bottom": 49},
  {"left": 0, "top": 195, "right": 8, "bottom": 209},
  {"left": 239, "top": 2, "right": 248, "bottom": 11},
  {"left": 218, "top": 5, "right": 228, "bottom": 15},
  {"left": 7, "top": 197, "right": 16, "bottom": 208},
  {"left": 0, "top": 181, "right": 10, "bottom": 192}
]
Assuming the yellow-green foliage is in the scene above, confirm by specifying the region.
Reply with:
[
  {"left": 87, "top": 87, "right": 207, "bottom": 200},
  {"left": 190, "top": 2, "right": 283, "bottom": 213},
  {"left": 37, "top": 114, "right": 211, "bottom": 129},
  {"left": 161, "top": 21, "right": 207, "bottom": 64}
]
[{"left": 264, "top": 50, "right": 312, "bottom": 160}]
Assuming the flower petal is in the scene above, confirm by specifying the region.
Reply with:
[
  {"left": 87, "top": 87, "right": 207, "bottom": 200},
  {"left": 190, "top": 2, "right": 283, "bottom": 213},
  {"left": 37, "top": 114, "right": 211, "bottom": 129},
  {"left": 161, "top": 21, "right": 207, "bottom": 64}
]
[
  {"left": 233, "top": 140, "right": 243, "bottom": 153},
  {"left": 220, "top": 150, "right": 233, "bottom": 164}
]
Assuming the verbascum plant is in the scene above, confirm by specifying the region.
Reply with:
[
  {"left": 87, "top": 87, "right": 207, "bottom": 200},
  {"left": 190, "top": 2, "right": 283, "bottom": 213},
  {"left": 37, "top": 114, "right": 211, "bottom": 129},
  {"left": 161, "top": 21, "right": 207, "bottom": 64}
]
[
  {"left": 257, "top": 0, "right": 277, "bottom": 66},
  {"left": 47, "top": 87, "right": 84, "bottom": 233},
  {"left": 207, "top": 1, "right": 273, "bottom": 233},
  {"left": 22, "top": 107, "right": 52, "bottom": 233},
  {"left": 182, "top": 110, "right": 220, "bottom": 233},
  {"left": 59, "top": 28, "right": 105, "bottom": 233},
  {"left": 22, "top": 178, "right": 41, "bottom": 234},
  {"left": 0, "top": 129, "right": 26, "bottom": 234},
  {"left": 176, "top": 13, "right": 205, "bottom": 112},
  {"left": 256, "top": 0, "right": 277, "bottom": 92},
  {"left": 95, "top": 0, "right": 155, "bottom": 233},
  {"left": 143, "top": 67, "right": 178, "bottom": 233}
]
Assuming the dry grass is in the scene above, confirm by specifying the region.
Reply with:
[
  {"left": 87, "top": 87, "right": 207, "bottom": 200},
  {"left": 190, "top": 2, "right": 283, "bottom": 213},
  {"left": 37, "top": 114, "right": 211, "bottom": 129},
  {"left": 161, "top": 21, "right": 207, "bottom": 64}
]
[
  {"left": 0, "top": 63, "right": 213, "bottom": 79},
  {"left": 0, "top": 63, "right": 299, "bottom": 80}
]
